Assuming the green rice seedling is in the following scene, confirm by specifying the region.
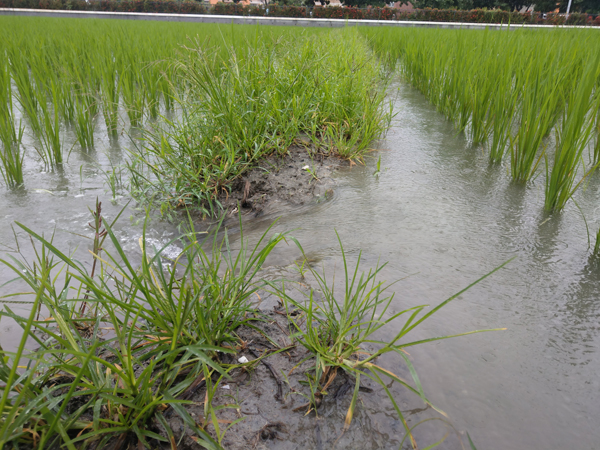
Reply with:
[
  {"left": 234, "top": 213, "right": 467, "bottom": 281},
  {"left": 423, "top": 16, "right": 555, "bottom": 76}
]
[
  {"left": 74, "top": 93, "right": 96, "bottom": 149},
  {"left": 465, "top": 30, "right": 518, "bottom": 147},
  {"left": 158, "top": 65, "right": 176, "bottom": 112},
  {"left": 56, "top": 55, "right": 83, "bottom": 124},
  {"left": 544, "top": 55, "right": 600, "bottom": 212},
  {"left": 592, "top": 94, "right": 600, "bottom": 165},
  {"left": 0, "top": 53, "right": 15, "bottom": 144},
  {"left": 143, "top": 62, "right": 162, "bottom": 119},
  {"left": 593, "top": 225, "right": 600, "bottom": 255},
  {"left": 510, "top": 54, "right": 567, "bottom": 183},
  {"left": 120, "top": 67, "right": 146, "bottom": 128},
  {"left": 271, "top": 234, "right": 508, "bottom": 448},
  {"left": 451, "top": 41, "right": 476, "bottom": 135},
  {"left": 488, "top": 57, "right": 519, "bottom": 164},
  {"left": 373, "top": 155, "right": 382, "bottom": 178},
  {"left": 100, "top": 67, "right": 120, "bottom": 135},
  {"left": 0, "top": 53, "right": 24, "bottom": 187},
  {"left": 0, "top": 125, "right": 25, "bottom": 188},
  {"left": 468, "top": 81, "right": 493, "bottom": 146},
  {"left": 58, "top": 82, "right": 76, "bottom": 124},
  {"left": 37, "top": 79, "right": 64, "bottom": 167},
  {"left": 9, "top": 50, "right": 42, "bottom": 137}
]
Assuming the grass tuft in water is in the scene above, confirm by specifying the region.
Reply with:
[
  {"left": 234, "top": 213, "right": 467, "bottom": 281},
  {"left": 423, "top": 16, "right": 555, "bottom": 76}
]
[{"left": 271, "top": 232, "right": 509, "bottom": 448}]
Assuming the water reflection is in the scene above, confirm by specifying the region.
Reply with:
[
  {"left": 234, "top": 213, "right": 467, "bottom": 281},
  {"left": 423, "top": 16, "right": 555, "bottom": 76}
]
[{"left": 553, "top": 255, "right": 600, "bottom": 364}]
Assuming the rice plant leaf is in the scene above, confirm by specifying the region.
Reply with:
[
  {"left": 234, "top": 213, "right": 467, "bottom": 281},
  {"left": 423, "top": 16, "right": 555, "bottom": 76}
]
[
  {"left": 401, "top": 259, "right": 514, "bottom": 336},
  {"left": 344, "top": 372, "right": 361, "bottom": 430}
]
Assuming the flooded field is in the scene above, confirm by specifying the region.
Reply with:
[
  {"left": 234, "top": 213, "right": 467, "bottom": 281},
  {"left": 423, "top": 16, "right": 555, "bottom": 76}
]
[
  {"left": 215, "top": 84, "right": 600, "bottom": 449},
  {"left": 2, "top": 79, "right": 599, "bottom": 448}
]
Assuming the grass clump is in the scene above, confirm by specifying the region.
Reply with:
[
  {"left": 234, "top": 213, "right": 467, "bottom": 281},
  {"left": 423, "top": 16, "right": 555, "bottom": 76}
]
[
  {"left": 0, "top": 202, "right": 287, "bottom": 449},
  {"left": 127, "top": 28, "right": 391, "bottom": 217},
  {"left": 0, "top": 200, "right": 508, "bottom": 449},
  {"left": 272, "top": 233, "right": 508, "bottom": 448}
]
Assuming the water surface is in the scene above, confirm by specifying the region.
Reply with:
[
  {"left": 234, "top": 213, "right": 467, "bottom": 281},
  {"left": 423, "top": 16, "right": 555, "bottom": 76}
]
[
  {"left": 1, "top": 82, "right": 599, "bottom": 449},
  {"left": 223, "top": 83, "right": 600, "bottom": 449}
]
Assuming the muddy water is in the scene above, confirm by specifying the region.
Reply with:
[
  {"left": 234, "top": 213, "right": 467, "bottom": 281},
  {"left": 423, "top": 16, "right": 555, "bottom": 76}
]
[
  {"left": 0, "top": 106, "right": 179, "bottom": 348},
  {"left": 222, "top": 84, "right": 600, "bottom": 449},
  {"left": 2, "top": 82, "right": 600, "bottom": 449}
]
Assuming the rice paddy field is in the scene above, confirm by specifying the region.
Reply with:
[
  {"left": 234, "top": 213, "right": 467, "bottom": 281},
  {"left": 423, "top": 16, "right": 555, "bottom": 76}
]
[{"left": 1, "top": 15, "right": 600, "bottom": 450}]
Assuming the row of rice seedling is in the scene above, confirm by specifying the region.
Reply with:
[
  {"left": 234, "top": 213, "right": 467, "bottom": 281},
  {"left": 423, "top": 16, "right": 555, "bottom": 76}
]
[
  {"left": 362, "top": 27, "right": 600, "bottom": 213},
  {"left": 0, "top": 19, "right": 205, "bottom": 175},
  {"left": 0, "top": 18, "right": 186, "bottom": 166},
  {"left": 0, "top": 18, "right": 389, "bottom": 213}
]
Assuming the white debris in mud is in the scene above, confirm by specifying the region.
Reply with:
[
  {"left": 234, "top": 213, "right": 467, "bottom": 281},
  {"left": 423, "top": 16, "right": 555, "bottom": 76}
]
[{"left": 238, "top": 356, "right": 249, "bottom": 364}]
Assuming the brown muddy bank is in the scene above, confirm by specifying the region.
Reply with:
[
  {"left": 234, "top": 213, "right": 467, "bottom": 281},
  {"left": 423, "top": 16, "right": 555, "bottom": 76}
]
[
  {"left": 160, "top": 274, "right": 387, "bottom": 450},
  {"left": 217, "top": 145, "right": 345, "bottom": 222}
]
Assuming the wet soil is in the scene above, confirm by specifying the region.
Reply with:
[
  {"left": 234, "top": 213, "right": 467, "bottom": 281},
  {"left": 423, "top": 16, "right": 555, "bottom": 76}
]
[
  {"left": 218, "top": 145, "right": 345, "bottom": 221},
  {"left": 163, "top": 275, "right": 384, "bottom": 450}
]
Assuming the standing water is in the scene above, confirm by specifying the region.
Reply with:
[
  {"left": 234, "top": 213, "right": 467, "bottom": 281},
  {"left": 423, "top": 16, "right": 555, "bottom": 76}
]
[
  {"left": 1, "top": 82, "right": 599, "bottom": 449},
  {"left": 220, "top": 83, "right": 600, "bottom": 449}
]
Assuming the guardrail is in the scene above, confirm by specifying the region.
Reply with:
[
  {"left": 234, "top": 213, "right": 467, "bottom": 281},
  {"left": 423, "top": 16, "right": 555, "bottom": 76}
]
[{"left": 0, "top": 2, "right": 598, "bottom": 26}]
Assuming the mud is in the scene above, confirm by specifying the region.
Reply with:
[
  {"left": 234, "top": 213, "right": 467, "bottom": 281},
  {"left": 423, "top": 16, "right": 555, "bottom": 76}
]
[
  {"left": 163, "top": 273, "right": 391, "bottom": 450},
  {"left": 218, "top": 145, "right": 344, "bottom": 220}
]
